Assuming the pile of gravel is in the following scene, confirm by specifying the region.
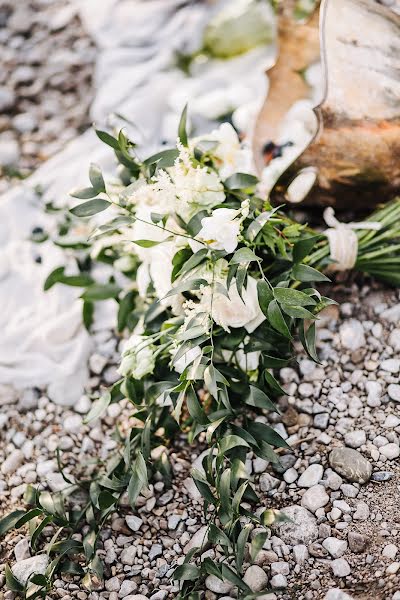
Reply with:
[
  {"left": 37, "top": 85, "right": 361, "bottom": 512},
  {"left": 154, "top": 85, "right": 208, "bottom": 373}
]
[
  {"left": 0, "top": 0, "right": 95, "bottom": 191},
  {"left": 1, "top": 283, "right": 400, "bottom": 600}
]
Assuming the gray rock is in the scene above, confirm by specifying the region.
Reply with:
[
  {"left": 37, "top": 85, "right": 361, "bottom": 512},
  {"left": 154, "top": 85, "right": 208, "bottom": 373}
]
[
  {"left": 243, "top": 565, "right": 268, "bottom": 592},
  {"left": 120, "top": 547, "right": 136, "bottom": 566},
  {"left": 380, "top": 443, "right": 400, "bottom": 460},
  {"left": 119, "top": 580, "right": 138, "bottom": 598},
  {"left": 105, "top": 577, "right": 121, "bottom": 592},
  {"left": 301, "top": 484, "right": 329, "bottom": 513},
  {"left": 381, "top": 359, "right": 400, "bottom": 373},
  {"left": 371, "top": 471, "right": 393, "bottom": 482},
  {"left": 260, "top": 473, "right": 280, "bottom": 492},
  {"left": 331, "top": 558, "right": 351, "bottom": 577},
  {"left": 314, "top": 412, "right": 329, "bottom": 429},
  {"left": 14, "top": 538, "right": 30, "bottom": 561},
  {"left": 329, "top": 448, "right": 372, "bottom": 484},
  {"left": 293, "top": 544, "right": 309, "bottom": 565},
  {"left": 344, "top": 430, "right": 366, "bottom": 449},
  {"left": 272, "top": 505, "right": 318, "bottom": 545},
  {"left": 0, "top": 86, "right": 15, "bottom": 111},
  {"left": 382, "top": 543, "right": 398, "bottom": 560},
  {"left": 353, "top": 501, "right": 370, "bottom": 521},
  {"left": 126, "top": 515, "right": 143, "bottom": 532},
  {"left": 347, "top": 531, "right": 367, "bottom": 553},
  {"left": 297, "top": 464, "right": 323, "bottom": 488},
  {"left": 148, "top": 543, "right": 162, "bottom": 561},
  {"left": 322, "top": 537, "right": 348, "bottom": 558},
  {"left": 205, "top": 575, "right": 233, "bottom": 594},
  {"left": 270, "top": 573, "right": 287, "bottom": 588},
  {"left": 12, "top": 555, "right": 49, "bottom": 585}
]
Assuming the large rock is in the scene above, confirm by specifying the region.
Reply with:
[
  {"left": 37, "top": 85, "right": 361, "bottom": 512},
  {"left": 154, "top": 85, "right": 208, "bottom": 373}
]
[
  {"left": 272, "top": 505, "right": 318, "bottom": 545},
  {"left": 339, "top": 320, "right": 365, "bottom": 351},
  {"left": 301, "top": 484, "right": 329, "bottom": 513},
  {"left": 12, "top": 555, "right": 49, "bottom": 585},
  {"left": 243, "top": 565, "right": 268, "bottom": 592},
  {"left": 329, "top": 448, "right": 372, "bottom": 484},
  {"left": 183, "top": 525, "right": 208, "bottom": 554}
]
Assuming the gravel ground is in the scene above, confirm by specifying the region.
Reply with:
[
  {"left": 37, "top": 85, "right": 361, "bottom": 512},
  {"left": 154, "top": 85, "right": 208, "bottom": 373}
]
[
  {"left": 1, "top": 282, "right": 400, "bottom": 600},
  {"left": 0, "top": 0, "right": 95, "bottom": 192}
]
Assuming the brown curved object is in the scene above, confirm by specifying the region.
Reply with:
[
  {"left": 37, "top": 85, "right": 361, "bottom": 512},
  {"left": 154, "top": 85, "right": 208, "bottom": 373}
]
[{"left": 255, "top": 0, "right": 400, "bottom": 210}]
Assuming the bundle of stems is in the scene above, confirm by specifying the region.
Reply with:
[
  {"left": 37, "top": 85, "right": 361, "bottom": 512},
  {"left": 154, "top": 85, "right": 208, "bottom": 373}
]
[{"left": 305, "top": 198, "right": 400, "bottom": 285}]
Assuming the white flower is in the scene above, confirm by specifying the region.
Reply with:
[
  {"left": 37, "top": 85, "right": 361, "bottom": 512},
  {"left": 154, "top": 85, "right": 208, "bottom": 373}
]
[
  {"left": 192, "top": 123, "right": 255, "bottom": 179},
  {"left": 170, "top": 143, "right": 225, "bottom": 220},
  {"left": 117, "top": 334, "right": 156, "bottom": 379},
  {"left": 172, "top": 345, "right": 202, "bottom": 374},
  {"left": 190, "top": 208, "right": 241, "bottom": 254},
  {"left": 205, "top": 275, "right": 265, "bottom": 332}
]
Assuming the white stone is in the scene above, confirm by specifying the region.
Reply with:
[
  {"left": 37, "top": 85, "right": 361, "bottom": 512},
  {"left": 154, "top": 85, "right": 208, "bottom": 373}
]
[
  {"left": 270, "top": 574, "right": 287, "bottom": 588},
  {"left": 273, "top": 505, "right": 318, "bottom": 545},
  {"left": 63, "top": 414, "right": 82, "bottom": 434},
  {"left": 381, "top": 304, "right": 400, "bottom": 323},
  {"left": 331, "top": 558, "right": 351, "bottom": 577},
  {"left": 205, "top": 575, "right": 233, "bottom": 594},
  {"left": 353, "top": 501, "right": 370, "bottom": 521},
  {"left": 388, "top": 384, "right": 400, "bottom": 402},
  {"left": 293, "top": 544, "right": 308, "bottom": 565},
  {"left": 183, "top": 525, "right": 207, "bottom": 554},
  {"left": 259, "top": 473, "right": 280, "bottom": 492},
  {"left": 283, "top": 467, "right": 298, "bottom": 484},
  {"left": 126, "top": 515, "right": 143, "bottom": 532},
  {"left": 325, "top": 589, "right": 354, "bottom": 600},
  {"left": 0, "top": 136, "right": 19, "bottom": 166},
  {"left": 297, "top": 464, "right": 323, "bottom": 488},
  {"left": 243, "top": 565, "right": 268, "bottom": 592},
  {"left": 119, "top": 580, "right": 138, "bottom": 598},
  {"left": 339, "top": 320, "right": 365, "bottom": 351},
  {"left": 344, "top": 430, "right": 366, "bottom": 449},
  {"left": 382, "top": 543, "right": 398, "bottom": 560},
  {"left": 383, "top": 414, "right": 400, "bottom": 428},
  {"left": 301, "top": 485, "right": 329, "bottom": 513},
  {"left": 14, "top": 538, "right": 30, "bottom": 561},
  {"left": 381, "top": 359, "right": 400, "bottom": 373},
  {"left": 322, "top": 537, "right": 348, "bottom": 558},
  {"left": 380, "top": 443, "right": 400, "bottom": 460},
  {"left": 1, "top": 449, "right": 24, "bottom": 475},
  {"left": 270, "top": 562, "right": 289, "bottom": 576},
  {"left": 12, "top": 555, "right": 49, "bottom": 585},
  {"left": 389, "top": 328, "right": 400, "bottom": 351}
]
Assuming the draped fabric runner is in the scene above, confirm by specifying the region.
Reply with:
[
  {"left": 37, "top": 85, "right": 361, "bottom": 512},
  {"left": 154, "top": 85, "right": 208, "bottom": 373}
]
[{"left": 0, "top": 0, "right": 275, "bottom": 405}]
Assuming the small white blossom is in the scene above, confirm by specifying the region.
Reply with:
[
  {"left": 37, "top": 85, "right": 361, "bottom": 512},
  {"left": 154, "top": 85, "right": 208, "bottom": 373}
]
[
  {"left": 118, "top": 335, "right": 156, "bottom": 379},
  {"left": 191, "top": 208, "right": 241, "bottom": 254}
]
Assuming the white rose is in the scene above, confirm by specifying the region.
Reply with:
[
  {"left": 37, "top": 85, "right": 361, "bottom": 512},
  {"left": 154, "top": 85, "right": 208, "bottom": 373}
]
[
  {"left": 118, "top": 334, "right": 156, "bottom": 379},
  {"left": 192, "top": 122, "right": 255, "bottom": 179},
  {"left": 190, "top": 208, "right": 241, "bottom": 254},
  {"left": 206, "top": 275, "right": 265, "bottom": 332}
]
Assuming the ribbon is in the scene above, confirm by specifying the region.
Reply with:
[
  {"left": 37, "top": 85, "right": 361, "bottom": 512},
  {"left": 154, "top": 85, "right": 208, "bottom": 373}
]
[{"left": 323, "top": 207, "right": 382, "bottom": 271}]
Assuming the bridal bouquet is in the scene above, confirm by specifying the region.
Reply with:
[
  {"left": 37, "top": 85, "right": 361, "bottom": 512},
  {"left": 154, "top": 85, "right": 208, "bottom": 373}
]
[{"left": 3, "top": 111, "right": 400, "bottom": 599}]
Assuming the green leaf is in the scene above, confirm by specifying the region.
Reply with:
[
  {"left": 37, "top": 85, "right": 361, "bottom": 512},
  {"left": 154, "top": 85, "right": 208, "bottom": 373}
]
[
  {"left": 264, "top": 370, "right": 286, "bottom": 397},
  {"left": 280, "top": 305, "right": 317, "bottom": 319},
  {"left": 267, "top": 300, "right": 292, "bottom": 339},
  {"left": 202, "top": 557, "right": 222, "bottom": 579},
  {"left": 81, "top": 283, "right": 121, "bottom": 301},
  {"left": 293, "top": 236, "right": 321, "bottom": 263},
  {"left": 31, "top": 515, "right": 53, "bottom": 550},
  {"left": 246, "top": 386, "right": 277, "bottom": 412},
  {"left": 89, "top": 163, "right": 106, "bottom": 193},
  {"left": 0, "top": 510, "right": 26, "bottom": 536},
  {"left": 83, "top": 529, "right": 96, "bottom": 561},
  {"left": 257, "top": 280, "right": 274, "bottom": 316},
  {"left": 98, "top": 490, "right": 117, "bottom": 510},
  {"left": 177, "top": 248, "right": 209, "bottom": 278},
  {"left": 299, "top": 320, "right": 320, "bottom": 362},
  {"left": 292, "top": 263, "right": 330, "bottom": 282},
  {"left": 117, "top": 291, "right": 135, "bottom": 332},
  {"left": 273, "top": 287, "right": 316, "bottom": 306},
  {"left": 5, "top": 565, "right": 23, "bottom": 592},
  {"left": 263, "top": 354, "right": 290, "bottom": 368},
  {"left": 192, "top": 470, "right": 215, "bottom": 504},
  {"left": 144, "top": 148, "right": 179, "bottom": 168},
  {"left": 70, "top": 187, "right": 98, "bottom": 200},
  {"left": 95, "top": 129, "right": 120, "bottom": 150},
  {"left": 83, "top": 392, "right": 111, "bottom": 424},
  {"left": 173, "top": 564, "right": 200, "bottom": 581},
  {"left": 224, "top": 172, "right": 258, "bottom": 190},
  {"left": 218, "top": 435, "right": 250, "bottom": 457},
  {"left": 127, "top": 452, "right": 148, "bottom": 508},
  {"left": 230, "top": 247, "right": 260, "bottom": 265},
  {"left": 131, "top": 239, "right": 168, "bottom": 248},
  {"left": 14, "top": 508, "right": 43, "bottom": 528},
  {"left": 221, "top": 564, "right": 251, "bottom": 592},
  {"left": 236, "top": 523, "right": 252, "bottom": 572},
  {"left": 178, "top": 104, "right": 188, "bottom": 146},
  {"left": 43, "top": 266, "right": 65, "bottom": 291},
  {"left": 70, "top": 198, "right": 111, "bottom": 217},
  {"left": 83, "top": 301, "right": 95, "bottom": 331},
  {"left": 164, "top": 278, "right": 208, "bottom": 299},
  {"left": 187, "top": 387, "right": 209, "bottom": 425},
  {"left": 248, "top": 422, "right": 290, "bottom": 449},
  {"left": 208, "top": 524, "right": 231, "bottom": 547},
  {"left": 250, "top": 532, "right": 268, "bottom": 562}
]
